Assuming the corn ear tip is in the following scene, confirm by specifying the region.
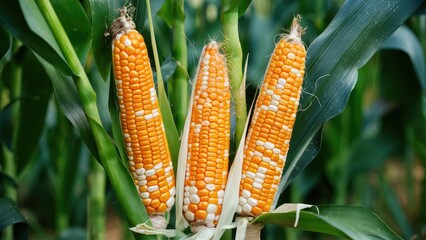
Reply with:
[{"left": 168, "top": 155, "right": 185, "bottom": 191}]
[
  {"left": 283, "top": 14, "right": 306, "bottom": 44},
  {"left": 106, "top": 4, "right": 136, "bottom": 39}
]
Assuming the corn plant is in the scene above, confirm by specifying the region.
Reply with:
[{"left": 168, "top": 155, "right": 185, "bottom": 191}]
[{"left": 0, "top": 0, "right": 425, "bottom": 239}]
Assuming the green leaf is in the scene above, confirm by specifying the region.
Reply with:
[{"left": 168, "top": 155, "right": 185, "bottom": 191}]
[
  {"left": 34, "top": 53, "right": 99, "bottom": 160},
  {"left": 254, "top": 205, "right": 402, "bottom": 239},
  {"left": 0, "top": 197, "right": 29, "bottom": 240},
  {"left": 221, "top": 0, "right": 252, "bottom": 16},
  {"left": 0, "top": 25, "right": 10, "bottom": 60},
  {"left": 381, "top": 25, "right": 426, "bottom": 115},
  {"left": 51, "top": 0, "right": 91, "bottom": 64},
  {"left": 0, "top": 1, "right": 71, "bottom": 74},
  {"left": 276, "top": 0, "right": 424, "bottom": 203},
  {"left": 89, "top": 0, "right": 126, "bottom": 80},
  {"left": 157, "top": 59, "right": 179, "bottom": 169},
  {"left": 14, "top": 51, "right": 52, "bottom": 173}
]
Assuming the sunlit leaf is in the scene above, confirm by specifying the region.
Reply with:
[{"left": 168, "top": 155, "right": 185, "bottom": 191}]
[
  {"left": 0, "top": 1, "right": 71, "bottom": 74},
  {"left": 254, "top": 205, "right": 402, "bottom": 239},
  {"left": 276, "top": 0, "right": 424, "bottom": 205}
]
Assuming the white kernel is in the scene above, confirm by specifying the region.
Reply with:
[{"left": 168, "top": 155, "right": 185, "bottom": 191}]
[
  {"left": 260, "top": 105, "right": 268, "bottom": 111},
  {"left": 271, "top": 100, "right": 279, "bottom": 106},
  {"left": 137, "top": 175, "right": 146, "bottom": 181},
  {"left": 261, "top": 157, "right": 270, "bottom": 164},
  {"left": 184, "top": 191, "right": 190, "bottom": 197},
  {"left": 154, "top": 162, "right": 163, "bottom": 170},
  {"left": 239, "top": 197, "right": 247, "bottom": 205},
  {"left": 144, "top": 114, "right": 153, "bottom": 120},
  {"left": 287, "top": 52, "right": 296, "bottom": 59},
  {"left": 207, "top": 204, "right": 217, "bottom": 213},
  {"left": 247, "top": 198, "right": 258, "bottom": 206},
  {"left": 266, "top": 89, "right": 274, "bottom": 95},
  {"left": 270, "top": 161, "right": 278, "bottom": 167},
  {"left": 254, "top": 151, "right": 262, "bottom": 156},
  {"left": 290, "top": 97, "right": 297, "bottom": 102},
  {"left": 123, "top": 133, "right": 130, "bottom": 138},
  {"left": 140, "top": 192, "right": 149, "bottom": 199},
  {"left": 264, "top": 141, "right": 275, "bottom": 150},
  {"left": 138, "top": 180, "right": 147, "bottom": 186},
  {"left": 276, "top": 84, "right": 284, "bottom": 89},
  {"left": 283, "top": 125, "right": 291, "bottom": 131},
  {"left": 246, "top": 171, "right": 256, "bottom": 179},
  {"left": 202, "top": 76, "right": 209, "bottom": 81},
  {"left": 185, "top": 211, "right": 194, "bottom": 221},
  {"left": 278, "top": 78, "right": 287, "bottom": 85},
  {"left": 124, "top": 39, "right": 132, "bottom": 46},
  {"left": 272, "top": 94, "right": 281, "bottom": 100},
  {"left": 189, "top": 186, "right": 198, "bottom": 194},
  {"left": 145, "top": 169, "right": 155, "bottom": 177},
  {"left": 273, "top": 148, "right": 281, "bottom": 154},
  {"left": 129, "top": 160, "right": 135, "bottom": 166},
  {"left": 253, "top": 182, "right": 262, "bottom": 189},
  {"left": 256, "top": 140, "right": 264, "bottom": 146},
  {"left": 254, "top": 178, "right": 264, "bottom": 185},
  {"left": 218, "top": 190, "right": 225, "bottom": 198},
  {"left": 148, "top": 186, "right": 158, "bottom": 192},
  {"left": 116, "top": 80, "right": 122, "bottom": 84},
  {"left": 206, "top": 213, "right": 215, "bottom": 223},
  {"left": 206, "top": 184, "right": 215, "bottom": 191},
  {"left": 202, "top": 120, "right": 210, "bottom": 126},
  {"left": 268, "top": 105, "right": 278, "bottom": 112},
  {"left": 258, "top": 166, "right": 267, "bottom": 174},
  {"left": 291, "top": 68, "right": 299, "bottom": 75},
  {"left": 135, "top": 168, "right": 145, "bottom": 175},
  {"left": 164, "top": 166, "right": 171, "bottom": 173},
  {"left": 183, "top": 205, "right": 188, "bottom": 212},
  {"left": 189, "top": 194, "right": 200, "bottom": 204},
  {"left": 169, "top": 187, "right": 176, "bottom": 196},
  {"left": 115, "top": 33, "right": 122, "bottom": 40},
  {"left": 166, "top": 176, "right": 174, "bottom": 184},
  {"left": 242, "top": 190, "right": 251, "bottom": 198},
  {"left": 128, "top": 156, "right": 133, "bottom": 161},
  {"left": 237, "top": 205, "right": 242, "bottom": 213},
  {"left": 255, "top": 172, "right": 266, "bottom": 180},
  {"left": 242, "top": 203, "right": 252, "bottom": 213},
  {"left": 218, "top": 198, "right": 223, "bottom": 205},
  {"left": 184, "top": 197, "right": 190, "bottom": 205}
]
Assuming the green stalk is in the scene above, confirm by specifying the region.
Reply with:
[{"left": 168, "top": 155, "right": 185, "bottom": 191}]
[
  {"left": 169, "top": 0, "right": 188, "bottom": 133},
  {"left": 221, "top": 2, "right": 247, "bottom": 147},
  {"left": 54, "top": 113, "right": 70, "bottom": 234},
  {"left": 35, "top": 1, "right": 153, "bottom": 239},
  {"left": 88, "top": 159, "right": 106, "bottom": 240}
]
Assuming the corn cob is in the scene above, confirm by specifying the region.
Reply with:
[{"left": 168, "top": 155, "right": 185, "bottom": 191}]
[
  {"left": 110, "top": 7, "right": 175, "bottom": 216},
  {"left": 237, "top": 16, "right": 306, "bottom": 217},
  {"left": 183, "top": 41, "right": 231, "bottom": 229}
]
